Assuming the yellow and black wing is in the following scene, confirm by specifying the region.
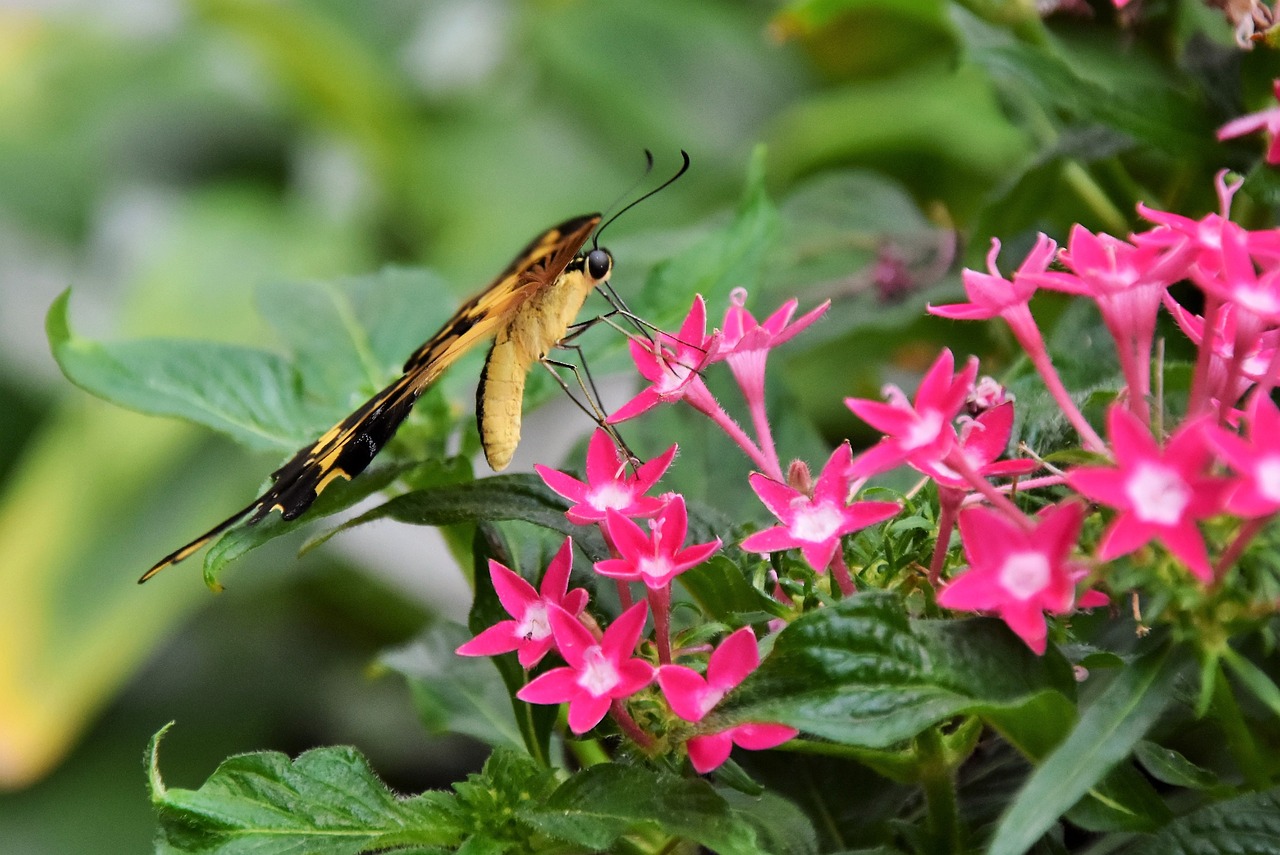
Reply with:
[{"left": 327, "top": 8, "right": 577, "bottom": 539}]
[{"left": 140, "top": 214, "right": 601, "bottom": 582}]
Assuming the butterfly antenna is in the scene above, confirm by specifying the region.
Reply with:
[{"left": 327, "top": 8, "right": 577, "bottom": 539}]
[
  {"left": 594, "top": 151, "right": 654, "bottom": 251},
  {"left": 594, "top": 150, "right": 690, "bottom": 249}
]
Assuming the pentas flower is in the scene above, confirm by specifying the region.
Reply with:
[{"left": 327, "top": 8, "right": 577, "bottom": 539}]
[
  {"left": 609, "top": 295, "right": 720, "bottom": 423},
  {"left": 1134, "top": 171, "right": 1243, "bottom": 275},
  {"left": 596, "top": 495, "right": 721, "bottom": 590},
  {"left": 456, "top": 537, "right": 589, "bottom": 669},
  {"left": 1218, "top": 79, "right": 1280, "bottom": 164},
  {"left": 929, "top": 234, "right": 1055, "bottom": 345},
  {"left": 846, "top": 348, "right": 979, "bottom": 478},
  {"left": 1164, "top": 295, "right": 1280, "bottom": 410},
  {"left": 915, "top": 402, "right": 1037, "bottom": 489},
  {"left": 1067, "top": 406, "right": 1228, "bottom": 582},
  {"left": 1210, "top": 392, "right": 1280, "bottom": 518},
  {"left": 516, "top": 600, "right": 655, "bottom": 734},
  {"left": 535, "top": 429, "right": 676, "bottom": 525},
  {"left": 1023, "top": 226, "right": 1169, "bottom": 417},
  {"left": 742, "top": 442, "right": 900, "bottom": 572},
  {"left": 657, "top": 627, "right": 797, "bottom": 773},
  {"left": 715, "top": 288, "right": 830, "bottom": 400},
  {"left": 937, "top": 502, "right": 1106, "bottom": 655}
]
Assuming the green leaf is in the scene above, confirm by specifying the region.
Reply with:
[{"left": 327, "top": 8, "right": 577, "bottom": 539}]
[
  {"left": 48, "top": 289, "right": 325, "bottom": 452},
  {"left": 147, "top": 724, "right": 464, "bottom": 854},
  {"left": 1131, "top": 787, "right": 1280, "bottom": 855},
  {"left": 255, "top": 268, "right": 460, "bottom": 403},
  {"left": 680, "top": 555, "right": 788, "bottom": 622},
  {"left": 380, "top": 623, "right": 523, "bottom": 751},
  {"left": 987, "top": 645, "right": 1187, "bottom": 855},
  {"left": 518, "top": 764, "right": 764, "bottom": 855},
  {"left": 721, "top": 787, "right": 820, "bottom": 855},
  {"left": 338, "top": 473, "right": 610, "bottom": 562},
  {"left": 1134, "top": 740, "right": 1220, "bottom": 791},
  {"left": 719, "top": 592, "right": 1076, "bottom": 747},
  {"left": 200, "top": 461, "right": 412, "bottom": 589}
]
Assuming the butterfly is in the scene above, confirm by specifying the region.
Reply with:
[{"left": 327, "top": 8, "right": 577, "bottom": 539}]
[{"left": 140, "top": 153, "right": 692, "bottom": 584}]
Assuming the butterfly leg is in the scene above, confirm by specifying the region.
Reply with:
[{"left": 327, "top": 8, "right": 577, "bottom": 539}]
[{"left": 540, "top": 355, "right": 640, "bottom": 468}]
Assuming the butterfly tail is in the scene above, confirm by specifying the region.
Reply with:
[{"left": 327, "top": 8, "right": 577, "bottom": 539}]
[{"left": 138, "top": 500, "right": 261, "bottom": 583}]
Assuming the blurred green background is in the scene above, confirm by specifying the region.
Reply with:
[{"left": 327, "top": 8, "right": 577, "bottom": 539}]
[{"left": 0, "top": 0, "right": 1259, "bottom": 851}]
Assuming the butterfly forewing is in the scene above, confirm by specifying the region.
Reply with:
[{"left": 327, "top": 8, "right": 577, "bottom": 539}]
[{"left": 141, "top": 213, "right": 602, "bottom": 582}]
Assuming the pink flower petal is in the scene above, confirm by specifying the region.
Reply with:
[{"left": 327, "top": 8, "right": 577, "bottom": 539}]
[
  {"left": 687, "top": 732, "right": 734, "bottom": 774},
  {"left": 706, "top": 627, "right": 759, "bottom": 691}
]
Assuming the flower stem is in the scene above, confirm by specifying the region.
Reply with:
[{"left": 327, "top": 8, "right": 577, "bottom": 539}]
[
  {"left": 648, "top": 584, "right": 673, "bottom": 665},
  {"left": 610, "top": 699, "right": 655, "bottom": 751},
  {"left": 917, "top": 726, "right": 963, "bottom": 852},
  {"left": 1020, "top": 328, "right": 1108, "bottom": 453},
  {"left": 829, "top": 549, "right": 856, "bottom": 596},
  {"left": 942, "top": 449, "right": 1032, "bottom": 529},
  {"left": 929, "top": 490, "right": 963, "bottom": 586},
  {"left": 1213, "top": 516, "right": 1268, "bottom": 585}
]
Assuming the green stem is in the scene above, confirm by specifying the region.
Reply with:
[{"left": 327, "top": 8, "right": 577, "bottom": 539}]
[
  {"left": 917, "top": 727, "right": 962, "bottom": 852},
  {"left": 1211, "top": 659, "right": 1270, "bottom": 789},
  {"left": 1061, "top": 160, "right": 1130, "bottom": 236}
]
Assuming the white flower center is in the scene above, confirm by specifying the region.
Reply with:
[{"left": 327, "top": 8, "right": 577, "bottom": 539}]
[
  {"left": 1125, "top": 462, "right": 1190, "bottom": 525},
  {"left": 656, "top": 357, "right": 692, "bottom": 394},
  {"left": 1256, "top": 456, "right": 1280, "bottom": 503},
  {"left": 999, "top": 551, "right": 1051, "bottom": 600},
  {"left": 1235, "top": 284, "right": 1280, "bottom": 318},
  {"left": 790, "top": 500, "right": 843, "bottom": 542},
  {"left": 638, "top": 555, "right": 673, "bottom": 581},
  {"left": 577, "top": 646, "right": 619, "bottom": 697},
  {"left": 515, "top": 602, "right": 551, "bottom": 641},
  {"left": 588, "top": 482, "right": 633, "bottom": 512},
  {"left": 902, "top": 410, "right": 944, "bottom": 451}
]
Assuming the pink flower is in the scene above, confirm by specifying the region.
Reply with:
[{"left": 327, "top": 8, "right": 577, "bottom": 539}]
[
  {"left": 1023, "top": 226, "right": 1169, "bottom": 414},
  {"left": 1218, "top": 80, "right": 1280, "bottom": 165},
  {"left": 456, "top": 537, "right": 589, "bottom": 669},
  {"left": 657, "top": 627, "right": 797, "bottom": 773},
  {"left": 1190, "top": 222, "right": 1280, "bottom": 326},
  {"left": 516, "top": 600, "right": 655, "bottom": 734},
  {"left": 741, "top": 442, "right": 900, "bottom": 572},
  {"left": 1210, "top": 392, "right": 1280, "bottom": 518},
  {"left": 609, "top": 296, "right": 720, "bottom": 423},
  {"left": 715, "top": 288, "right": 829, "bottom": 401},
  {"left": 1164, "top": 295, "right": 1280, "bottom": 410},
  {"left": 535, "top": 429, "right": 676, "bottom": 525},
  {"left": 914, "top": 402, "right": 1038, "bottom": 489},
  {"left": 929, "top": 234, "right": 1055, "bottom": 345},
  {"left": 846, "top": 348, "right": 979, "bottom": 478},
  {"left": 1067, "top": 406, "right": 1228, "bottom": 582},
  {"left": 937, "top": 502, "right": 1104, "bottom": 655},
  {"left": 596, "top": 495, "right": 722, "bottom": 590}
]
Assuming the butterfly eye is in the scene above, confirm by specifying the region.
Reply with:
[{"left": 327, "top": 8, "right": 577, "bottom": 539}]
[{"left": 586, "top": 248, "right": 612, "bottom": 281}]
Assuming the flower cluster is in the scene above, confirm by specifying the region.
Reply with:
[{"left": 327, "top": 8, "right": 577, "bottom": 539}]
[{"left": 455, "top": 93, "right": 1280, "bottom": 770}]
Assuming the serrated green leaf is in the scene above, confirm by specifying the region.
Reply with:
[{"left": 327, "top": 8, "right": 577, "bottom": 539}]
[
  {"left": 147, "top": 725, "right": 463, "bottom": 854},
  {"left": 518, "top": 764, "right": 764, "bottom": 855},
  {"left": 719, "top": 593, "right": 1075, "bottom": 747},
  {"left": 1130, "top": 787, "right": 1280, "bottom": 855},
  {"left": 381, "top": 623, "right": 523, "bottom": 750},
  {"left": 987, "top": 645, "right": 1186, "bottom": 855},
  {"left": 48, "top": 290, "right": 325, "bottom": 452}
]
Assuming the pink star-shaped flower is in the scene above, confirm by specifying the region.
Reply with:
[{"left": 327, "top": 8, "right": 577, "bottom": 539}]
[
  {"left": 535, "top": 429, "right": 676, "bottom": 525},
  {"left": 609, "top": 296, "right": 720, "bottom": 423},
  {"left": 455, "top": 537, "right": 589, "bottom": 669},
  {"left": 715, "top": 289, "right": 829, "bottom": 405},
  {"left": 595, "top": 495, "right": 722, "bottom": 590},
  {"left": 845, "top": 348, "right": 979, "bottom": 478},
  {"left": 516, "top": 600, "right": 655, "bottom": 734},
  {"left": 1067, "top": 406, "right": 1228, "bottom": 582},
  {"left": 741, "top": 443, "right": 901, "bottom": 572},
  {"left": 929, "top": 234, "right": 1055, "bottom": 345},
  {"left": 1209, "top": 392, "right": 1280, "bottom": 518},
  {"left": 914, "top": 402, "right": 1038, "bottom": 489},
  {"left": 1218, "top": 79, "right": 1280, "bottom": 165},
  {"left": 657, "top": 627, "right": 797, "bottom": 773},
  {"left": 937, "top": 502, "right": 1105, "bottom": 655}
]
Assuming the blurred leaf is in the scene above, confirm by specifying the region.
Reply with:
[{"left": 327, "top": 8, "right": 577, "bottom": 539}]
[
  {"left": 518, "top": 763, "right": 764, "bottom": 855},
  {"left": 720, "top": 592, "right": 1076, "bottom": 747},
  {"left": 1065, "top": 761, "right": 1172, "bottom": 833},
  {"left": 381, "top": 623, "right": 523, "bottom": 750},
  {"left": 1130, "top": 786, "right": 1280, "bottom": 855},
  {"left": 720, "top": 787, "right": 820, "bottom": 855},
  {"left": 147, "top": 724, "right": 464, "bottom": 854},
  {"left": 987, "top": 645, "right": 1186, "bottom": 855},
  {"left": 1134, "top": 740, "right": 1220, "bottom": 791},
  {"left": 48, "top": 289, "right": 323, "bottom": 452},
  {"left": 771, "top": 0, "right": 957, "bottom": 80}
]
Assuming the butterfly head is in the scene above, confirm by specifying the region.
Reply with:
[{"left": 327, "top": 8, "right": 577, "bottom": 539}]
[{"left": 584, "top": 247, "right": 613, "bottom": 283}]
